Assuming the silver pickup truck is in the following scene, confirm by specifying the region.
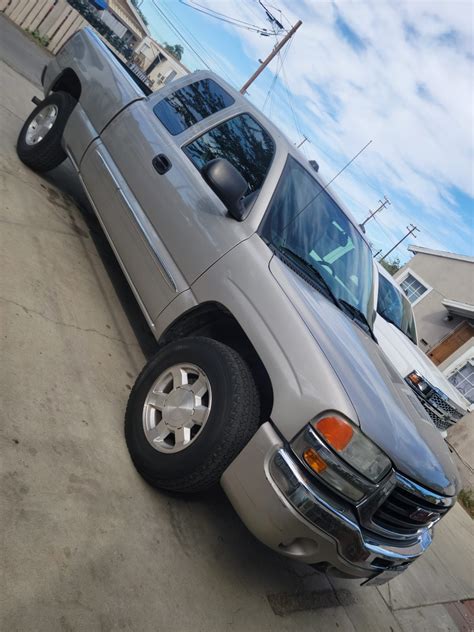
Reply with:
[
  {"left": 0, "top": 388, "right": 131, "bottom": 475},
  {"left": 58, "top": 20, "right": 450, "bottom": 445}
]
[{"left": 17, "top": 29, "right": 459, "bottom": 585}]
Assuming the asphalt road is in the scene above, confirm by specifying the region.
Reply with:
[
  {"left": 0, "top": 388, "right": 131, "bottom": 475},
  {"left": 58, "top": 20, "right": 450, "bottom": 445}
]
[{"left": 0, "top": 14, "right": 472, "bottom": 632}]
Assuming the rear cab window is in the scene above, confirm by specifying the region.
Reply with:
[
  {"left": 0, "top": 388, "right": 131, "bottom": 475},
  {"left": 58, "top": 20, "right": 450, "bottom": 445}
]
[
  {"left": 153, "top": 78, "right": 235, "bottom": 135},
  {"left": 154, "top": 77, "right": 275, "bottom": 200}
]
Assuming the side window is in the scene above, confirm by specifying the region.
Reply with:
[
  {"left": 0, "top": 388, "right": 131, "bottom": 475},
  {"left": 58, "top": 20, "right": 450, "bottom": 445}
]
[
  {"left": 377, "top": 275, "right": 403, "bottom": 321},
  {"left": 153, "top": 78, "right": 234, "bottom": 135},
  {"left": 183, "top": 113, "right": 274, "bottom": 194}
]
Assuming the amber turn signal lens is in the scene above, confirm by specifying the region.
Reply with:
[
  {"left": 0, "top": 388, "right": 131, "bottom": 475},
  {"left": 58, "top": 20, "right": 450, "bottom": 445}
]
[
  {"left": 303, "top": 448, "right": 327, "bottom": 473},
  {"left": 407, "top": 372, "right": 422, "bottom": 385},
  {"left": 314, "top": 416, "right": 353, "bottom": 451}
]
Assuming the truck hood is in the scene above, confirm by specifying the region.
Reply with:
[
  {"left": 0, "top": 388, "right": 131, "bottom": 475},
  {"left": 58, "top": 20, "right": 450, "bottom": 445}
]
[
  {"left": 270, "top": 258, "right": 459, "bottom": 496},
  {"left": 374, "top": 316, "right": 470, "bottom": 412}
]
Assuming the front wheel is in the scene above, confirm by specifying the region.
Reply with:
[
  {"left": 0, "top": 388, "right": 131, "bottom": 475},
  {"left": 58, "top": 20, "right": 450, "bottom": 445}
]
[
  {"left": 16, "top": 91, "right": 76, "bottom": 172},
  {"left": 125, "top": 337, "right": 260, "bottom": 492}
]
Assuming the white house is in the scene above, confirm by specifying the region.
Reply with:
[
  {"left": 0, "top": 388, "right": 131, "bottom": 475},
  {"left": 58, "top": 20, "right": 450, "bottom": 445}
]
[
  {"left": 133, "top": 36, "right": 190, "bottom": 88},
  {"left": 395, "top": 245, "right": 474, "bottom": 405}
]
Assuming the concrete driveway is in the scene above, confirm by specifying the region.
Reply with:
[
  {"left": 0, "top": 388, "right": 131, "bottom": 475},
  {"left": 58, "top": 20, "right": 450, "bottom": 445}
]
[{"left": 0, "top": 16, "right": 473, "bottom": 632}]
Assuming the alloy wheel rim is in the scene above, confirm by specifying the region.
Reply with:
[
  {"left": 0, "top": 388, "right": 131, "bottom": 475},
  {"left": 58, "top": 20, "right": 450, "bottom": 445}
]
[
  {"left": 25, "top": 104, "right": 58, "bottom": 145},
  {"left": 142, "top": 363, "right": 212, "bottom": 453}
]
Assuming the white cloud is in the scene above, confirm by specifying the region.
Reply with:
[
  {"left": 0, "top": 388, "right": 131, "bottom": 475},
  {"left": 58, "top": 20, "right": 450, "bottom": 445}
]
[{"left": 195, "top": 0, "right": 474, "bottom": 259}]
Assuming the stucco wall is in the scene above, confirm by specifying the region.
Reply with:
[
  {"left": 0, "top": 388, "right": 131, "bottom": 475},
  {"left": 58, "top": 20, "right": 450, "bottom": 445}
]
[
  {"left": 134, "top": 36, "right": 189, "bottom": 87},
  {"left": 396, "top": 253, "right": 474, "bottom": 351},
  {"left": 148, "top": 57, "right": 188, "bottom": 86}
]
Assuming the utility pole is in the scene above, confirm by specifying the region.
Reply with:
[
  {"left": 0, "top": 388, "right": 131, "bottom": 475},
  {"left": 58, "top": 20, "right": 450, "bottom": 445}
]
[
  {"left": 240, "top": 20, "right": 303, "bottom": 94},
  {"left": 360, "top": 196, "right": 391, "bottom": 229},
  {"left": 296, "top": 135, "right": 309, "bottom": 149},
  {"left": 379, "top": 224, "right": 420, "bottom": 262}
]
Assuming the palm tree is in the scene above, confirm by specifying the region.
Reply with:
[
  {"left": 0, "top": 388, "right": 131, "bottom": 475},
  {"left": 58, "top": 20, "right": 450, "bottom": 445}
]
[{"left": 163, "top": 42, "right": 184, "bottom": 61}]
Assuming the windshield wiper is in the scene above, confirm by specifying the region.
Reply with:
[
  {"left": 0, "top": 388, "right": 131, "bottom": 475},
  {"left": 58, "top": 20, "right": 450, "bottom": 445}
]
[
  {"left": 275, "top": 246, "right": 376, "bottom": 340},
  {"left": 339, "top": 299, "right": 376, "bottom": 340},
  {"left": 277, "top": 246, "right": 342, "bottom": 309}
]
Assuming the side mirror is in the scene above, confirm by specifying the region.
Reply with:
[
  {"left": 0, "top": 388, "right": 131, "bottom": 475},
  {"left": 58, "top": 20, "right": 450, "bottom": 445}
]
[{"left": 201, "top": 158, "right": 249, "bottom": 221}]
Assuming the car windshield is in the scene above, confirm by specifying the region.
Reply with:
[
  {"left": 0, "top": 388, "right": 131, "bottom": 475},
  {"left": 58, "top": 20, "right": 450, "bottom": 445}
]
[
  {"left": 377, "top": 272, "right": 417, "bottom": 344},
  {"left": 261, "top": 156, "right": 374, "bottom": 326}
]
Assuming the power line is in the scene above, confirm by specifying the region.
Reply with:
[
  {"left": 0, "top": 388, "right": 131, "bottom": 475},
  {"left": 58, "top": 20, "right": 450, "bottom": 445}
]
[
  {"left": 151, "top": 0, "right": 213, "bottom": 70},
  {"left": 262, "top": 44, "right": 288, "bottom": 111},
  {"left": 372, "top": 215, "right": 399, "bottom": 245},
  {"left": 243, "top": 0, "right": 267, "bottom": 23},
  {"left": 240, "top": 19, "right": 302, "bottom": 93},
  {"left": 160, "top": 0, "right": 235, "bottom": 84},
  {"left": 179, "top": 0, "right": 274, "bottom": 35},
  {"left": 281, "top": 140, "right": 373, "bottom": 235},
  {"left": 265, "top": 33, "right": 310, "bottom": 154},
  {"left": 262, "top": 34, "right": 292, "bottom": 112},
  {"left": 296, "top": 135, "right": 310, "bottom": 149},
  {"left": 379, "top": 224, "right": 420, "bottom": 261}
]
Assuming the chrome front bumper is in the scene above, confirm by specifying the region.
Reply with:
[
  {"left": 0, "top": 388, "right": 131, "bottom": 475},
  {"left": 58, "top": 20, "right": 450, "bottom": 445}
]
[{"left": 221, "top": 423, "right": 433, "bottom": 584}]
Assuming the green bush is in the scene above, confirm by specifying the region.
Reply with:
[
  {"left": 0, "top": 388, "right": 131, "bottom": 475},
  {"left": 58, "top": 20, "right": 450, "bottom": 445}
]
[{"left": 26, "top": 29, "right": 50, "bottom": 47}]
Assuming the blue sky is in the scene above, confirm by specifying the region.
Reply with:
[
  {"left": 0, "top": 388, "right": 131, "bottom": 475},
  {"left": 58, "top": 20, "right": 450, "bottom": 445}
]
[{"left": 141, "top": 0, "right": 473, "bottom": 262}]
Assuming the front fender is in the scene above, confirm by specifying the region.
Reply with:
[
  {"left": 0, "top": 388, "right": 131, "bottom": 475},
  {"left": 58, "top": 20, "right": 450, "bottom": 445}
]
[{"left": 188, "top": 235, "right": 357, "bottom": 440}]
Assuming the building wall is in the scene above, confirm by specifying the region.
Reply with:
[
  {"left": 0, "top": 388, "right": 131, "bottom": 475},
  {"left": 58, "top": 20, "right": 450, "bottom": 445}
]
[
  {"left": 133, "top": 36, "right": 189, "bottom": 88},
  {"left": 148, "top": 57, "right": 187, "bottom": 86},
  {"left": 395, "top": 253, "right": 474, "bottom": 352},
  {"left": 106, "top": 0, "right": 148, "bottom": 45},
  {"left": 98, "top": 10, "right": 127, "bottom": 38}
]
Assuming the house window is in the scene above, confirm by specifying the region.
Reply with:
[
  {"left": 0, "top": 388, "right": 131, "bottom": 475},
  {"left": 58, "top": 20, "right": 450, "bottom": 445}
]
[
  {"left": 400, "top": 273, "right": 429, "bottom": 304},
  {"left": 448, "top": 359, "right": 474, "bottom": 403}
]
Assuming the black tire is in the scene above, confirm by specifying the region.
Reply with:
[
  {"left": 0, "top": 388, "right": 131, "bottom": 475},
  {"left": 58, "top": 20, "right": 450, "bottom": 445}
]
[
  {"left": 16, "top": 91, "right": 76, "bottom": 172},
  {"left": 125, "top": 337, "right": 260, "bottom": 493}
]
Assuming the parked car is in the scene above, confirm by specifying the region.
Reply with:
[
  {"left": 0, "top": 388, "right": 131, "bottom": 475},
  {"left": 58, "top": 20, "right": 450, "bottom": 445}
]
[
  {"left": 16, "top": 28, "right": 459, "bottom": 586},
  {"left": 374, "top": 264, "right": 470, "bottom": 436}
]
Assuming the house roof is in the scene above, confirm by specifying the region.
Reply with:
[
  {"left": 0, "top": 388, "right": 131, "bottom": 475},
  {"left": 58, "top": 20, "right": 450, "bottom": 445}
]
[
  {"left": 408, "top": 245, "right": 474, "bottom": 264},
  {"left": 442, "top": 299, "right": 474, "bottom": 320},
  {"left": 108, "top": 0, "right": 149, "bottom": 38}
]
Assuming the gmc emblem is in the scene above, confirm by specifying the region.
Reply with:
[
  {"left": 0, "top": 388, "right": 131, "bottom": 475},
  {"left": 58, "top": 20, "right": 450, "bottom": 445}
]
[{"left": 410, "top": 507, "right": 438, "bottom": 523}]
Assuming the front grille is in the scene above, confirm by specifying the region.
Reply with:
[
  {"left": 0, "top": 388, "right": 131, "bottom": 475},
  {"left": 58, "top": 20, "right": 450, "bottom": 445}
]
[
  {"left": 419, "top": 399, "right": 453, "bottom": 431},
  {"left": 372, "top": 485, "right": 450, "bottom": 537},
  {"left": 428, "top": 392, "right": 464, "bottom": 422},
  {"left": 406, "top": 377, "right": 464, "bottom": 431}
]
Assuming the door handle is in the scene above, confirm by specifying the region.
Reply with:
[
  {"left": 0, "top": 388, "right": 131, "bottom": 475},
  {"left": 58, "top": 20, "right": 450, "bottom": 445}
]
[{"left": 152, "top": 153, "right": 172, "bottom": 175}]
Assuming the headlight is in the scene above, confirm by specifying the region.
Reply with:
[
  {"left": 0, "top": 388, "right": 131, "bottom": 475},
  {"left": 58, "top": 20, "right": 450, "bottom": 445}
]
[
  {"left": 314, "top": 416, "right": 392, "bottom": 482},
  {"left": 292, "top": 415, "right": 392, "bottom": 503},
  {"left": 406, "top": 371, "right": 431, "bottom": 394}
]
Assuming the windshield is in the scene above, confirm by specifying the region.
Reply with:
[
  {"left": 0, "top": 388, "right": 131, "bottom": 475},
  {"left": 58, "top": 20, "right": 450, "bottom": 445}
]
[
  {"left": 261, "top": 156, "right": 374, "bottom": 325},
  {"left": 377, "top": 273, "right": 417, "bottom": 344}
]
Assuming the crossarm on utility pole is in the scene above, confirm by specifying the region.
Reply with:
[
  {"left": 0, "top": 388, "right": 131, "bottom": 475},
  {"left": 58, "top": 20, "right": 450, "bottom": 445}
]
[
  {"left": 379, "top": 224, "right": 419, "bottom": 261},
  {"left": 361, "top": 196, "right": 391, "bottom": 228}
]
